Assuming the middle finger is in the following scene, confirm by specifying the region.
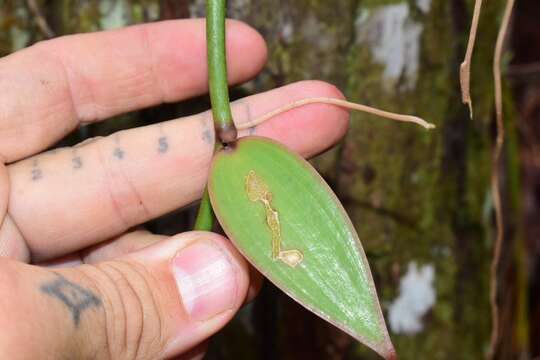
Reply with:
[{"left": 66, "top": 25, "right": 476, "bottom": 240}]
[{"left": 5, "top": 81, "right": 348, "bottom": 261}]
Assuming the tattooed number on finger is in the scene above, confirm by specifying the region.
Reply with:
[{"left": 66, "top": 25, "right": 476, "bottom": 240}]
[
  {"left": 158, "top": 136, "right": 169, "bottom": 153},
  {"left": 31, "top": 159, "right": 43, "bottom": 181}
]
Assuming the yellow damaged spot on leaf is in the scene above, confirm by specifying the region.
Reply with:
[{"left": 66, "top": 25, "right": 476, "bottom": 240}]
[{"left": 245, "top": 170, "right": 304, "bottom": 268}]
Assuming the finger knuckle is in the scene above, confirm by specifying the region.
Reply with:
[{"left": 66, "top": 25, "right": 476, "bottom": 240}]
[
  {"left": 81, "top": 261, "right": 165, "bottom": 360},
  {"left": 93, "top": 136, "right": 151, "bottom": 230},
  {"left": 31, "top": 40, "right": 98, "bottom": 124}
]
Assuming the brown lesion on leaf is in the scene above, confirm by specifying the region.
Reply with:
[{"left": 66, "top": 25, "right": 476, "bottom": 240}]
[{"left": 245, "top": 170, "right": 303, "bottom": 268}]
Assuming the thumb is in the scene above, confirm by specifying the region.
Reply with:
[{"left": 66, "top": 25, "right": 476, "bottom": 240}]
[{"left": 0, "top": 231, "right": 250, "bottom": 359}]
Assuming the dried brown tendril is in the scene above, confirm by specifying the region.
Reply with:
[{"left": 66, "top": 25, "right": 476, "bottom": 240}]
[
  {"left": 460, "top": 0, "right": 483, "bottom": 119},
  {"left": 236, "top": 97, "right": 435, "bottom": 131},
  {"left": 489, "top": 0, "right": 515, "bottom": 357}
]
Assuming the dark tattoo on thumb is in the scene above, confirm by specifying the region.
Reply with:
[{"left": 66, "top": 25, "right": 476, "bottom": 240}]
[{"left": 40, "top": 273, "right": 102, "bottom": 327}]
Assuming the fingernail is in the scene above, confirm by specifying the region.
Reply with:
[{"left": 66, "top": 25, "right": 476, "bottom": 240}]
[{"left": 172, "top": 241, "right": 237, "bottom": 321}]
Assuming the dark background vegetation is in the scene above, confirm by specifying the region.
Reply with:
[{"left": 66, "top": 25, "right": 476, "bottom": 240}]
[{"left": 1, "top": 0, "right": 539, "bottom": 359}]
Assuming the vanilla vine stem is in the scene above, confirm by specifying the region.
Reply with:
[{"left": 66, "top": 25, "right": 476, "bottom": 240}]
[
  {"left": 194, "top": 188, "right": 214, "bottom": 231},
  {"left": 194, "top": 0, "right": 232, "bottom": 231},
  {"left": 207, "top": 0, "right": 237, "bottom": 144}
]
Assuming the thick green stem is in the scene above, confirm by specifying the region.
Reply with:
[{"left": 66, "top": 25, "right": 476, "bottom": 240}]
[
  {"left": 194, "top": 188, "right": 214, "bottom": 231},
  {"left": 193, "top": 1, "right": 234, "bottom": 230},
  {"left": 207, "top": 0, "right": 237, "bottom": 143},
  {"left": 194, "top": 143, "right": 222, "bottom": 230}
]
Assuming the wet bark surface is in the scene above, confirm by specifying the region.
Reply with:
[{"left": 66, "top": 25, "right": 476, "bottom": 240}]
[{"left": 1, "top": 0, "right": 537, "bottom": 358}]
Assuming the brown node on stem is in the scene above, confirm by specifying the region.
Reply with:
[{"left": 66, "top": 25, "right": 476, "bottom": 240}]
[
  {"left": 236, "top": 97, "right": 435, "bottom": 131},
  {"left": 460, "top": 0, "right": 483, "bottom": 119},
  {"left": 216, "top": 123, "right": 238, "bottom": 144}
]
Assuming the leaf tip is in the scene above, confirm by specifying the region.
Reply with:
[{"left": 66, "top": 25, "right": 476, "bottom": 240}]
[
  {"left": 384, "top": 345, "right": 398, "bottom": 360},
  {"left": 373, "top": 337, "right": 397, "bottom": 360},
  {"left": 350, "top": 326, "right": 396, "bottom": 360}
]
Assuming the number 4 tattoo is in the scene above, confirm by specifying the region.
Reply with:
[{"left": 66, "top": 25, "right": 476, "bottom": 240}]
[{"left": 31, "top": 159, "right": 43, "bottom": 181}]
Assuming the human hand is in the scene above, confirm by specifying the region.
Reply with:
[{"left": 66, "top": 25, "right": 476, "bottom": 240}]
[{"left": 0, "top": 20, "right": 348, "bottom": 359}]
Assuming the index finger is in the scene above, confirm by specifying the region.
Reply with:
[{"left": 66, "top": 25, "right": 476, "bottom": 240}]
[{"left": 0, "top": 19, "right": 267, "bottom": 162}]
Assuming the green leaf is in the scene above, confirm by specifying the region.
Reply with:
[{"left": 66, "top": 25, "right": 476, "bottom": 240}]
[{"left": 208, "top": 136, "right": 395, "bottom": 359}]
